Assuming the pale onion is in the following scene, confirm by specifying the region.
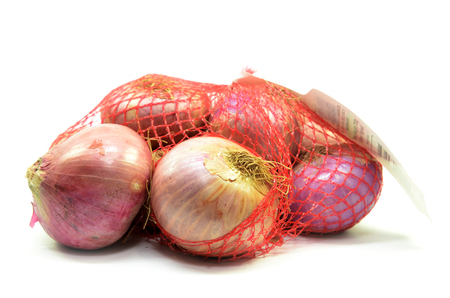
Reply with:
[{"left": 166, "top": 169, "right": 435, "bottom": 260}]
[
  {"left": 209, "top": 89, "right": 301, "bottom": 163},
  {"left": 150, "top": 136, "right": 279, "bottom": 258},
  {"left": 26, "top": 124, "right": 153, "bottom": 250},
  {"left": 101, "top": 74, "right": 210, "bottom": 149}
]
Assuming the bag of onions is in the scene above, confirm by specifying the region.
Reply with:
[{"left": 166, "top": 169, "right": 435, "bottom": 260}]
[{"left": 28, "top": 71, "right": 387, "bottom": 260}]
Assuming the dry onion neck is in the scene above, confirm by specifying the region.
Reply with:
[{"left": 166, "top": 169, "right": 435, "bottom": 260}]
[
  {"left": 223, "top": 150, "right": 273, "bottom": 182},
  {"left": 25, "top": 158, "right": 47, "bottom": 220},
  {"left": 26, "top": 158, "right": 44, "bottom": 193},
  {"left": 298, "top": 146, "right": 328, "bottom": 164},
  {"left": 204, "top": 148, "right": 274, "bottom": 196},
  {"left": 135, "top": 76, "right": 199, "bottom": 102}
]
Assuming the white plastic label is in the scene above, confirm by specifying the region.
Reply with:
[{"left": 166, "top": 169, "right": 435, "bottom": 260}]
[
  {"left": 299, "top": 89, "right": 430, "bottom": 221},
  {"left": 234, "top": 72, "right": 431, "bottom": 221}
]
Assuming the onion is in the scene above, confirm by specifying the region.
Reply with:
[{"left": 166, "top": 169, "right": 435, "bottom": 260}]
[
  {"left": 289, "top": 144, "right": 383, "bottom": 234},
  {"left": 26, "top": 124, "right": 153, "bottom": 250},
  {"left": 150, "top": 136, "right": 279, "bottom": 258},
  {"left": 209, "top": 88, "right": 301, "bottom": 162},
  {"left": 101, "top": 74, "right": 210, "bottom": 149}
]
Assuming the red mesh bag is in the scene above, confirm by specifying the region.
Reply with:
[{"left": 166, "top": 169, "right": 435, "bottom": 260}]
[
  {"left": 50, "top": 74, "right": 217, "bottom": 148},
  {"left": 49, "top": 72, "right": 383, "bottom": 261}
]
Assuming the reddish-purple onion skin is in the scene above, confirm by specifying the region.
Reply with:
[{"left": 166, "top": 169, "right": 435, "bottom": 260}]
[
  {"left": 210, "top": 91, "right": 301, "bottom": 162},
  {"left": 26, "top": 124, "right": 153, "bottom": 250},
  {"left": 101, "top": 77, "right": 210, "bottom": 150},
  {"left": 289, "top": 145, "right": 383, "bottom": 234}
]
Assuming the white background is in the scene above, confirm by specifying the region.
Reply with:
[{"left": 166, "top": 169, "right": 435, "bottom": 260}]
[{"left": 1, "top": 1, "right": 449, "bottom": 297}]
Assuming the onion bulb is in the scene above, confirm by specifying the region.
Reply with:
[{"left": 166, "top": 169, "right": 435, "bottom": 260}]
[
  {"left": 101, "top": 74, "right": 210, "bottom": 149},
  {"left": 210, "top": 89, "right": 301, "bottom": 162},
  {"left": 150, "top": 136, "right": 279, "bottom": 258},
  {"left": 26, "top": 124, "right": 153, "bottom": 250},
  {"left": 289, "top": 144, "right": 382, "bottom": 234}
]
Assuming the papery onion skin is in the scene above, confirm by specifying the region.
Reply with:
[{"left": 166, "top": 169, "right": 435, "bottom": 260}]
[
  {"left": 26, "top": 124, "right": 153, "bottom": 250},
  {"left": 210, "top": 90, "right": 301, "bottom": 162},
  {"left": 150, "top": 136, "right": 278, "bottom": 257},
  {"left": 289, "top": 144, "right": 383, "bottom": 234},
  {"left": 101, "top": 74, "right": 210, "bottom": 149}
]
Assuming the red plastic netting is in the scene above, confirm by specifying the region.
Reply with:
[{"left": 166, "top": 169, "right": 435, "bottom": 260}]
[{"left": 49, "top": 73, "right": 383, "bottom": 261}]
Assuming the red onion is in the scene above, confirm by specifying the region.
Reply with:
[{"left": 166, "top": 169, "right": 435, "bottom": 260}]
[
  {"left": 289, "top": 144, "right": 383, "bottom": 234},
  {"left": 26, "top": 124, "right": 153, "bottom": 250},
  {"left": 150, "top": 136, "right": 279, "bottom": 258},
  {"left": 209, "top": 89, "right": 301, "bottom": 162},
  {"left": 101, "top": 74, "right": 210, "bottom": 149}
]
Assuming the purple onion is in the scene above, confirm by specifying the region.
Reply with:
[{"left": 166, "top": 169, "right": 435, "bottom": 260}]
[{"left": 289, "top": 145, "right": 383, "bottom": 234}]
